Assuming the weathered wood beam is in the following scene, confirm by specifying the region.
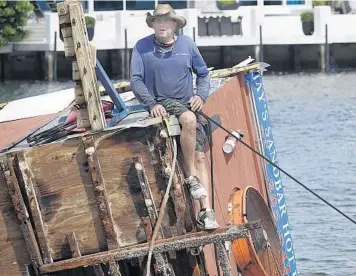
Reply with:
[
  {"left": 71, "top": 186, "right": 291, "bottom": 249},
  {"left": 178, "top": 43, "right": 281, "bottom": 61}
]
[
  {"left": 82, "top": 136, "right": 119, "bottom": 250},
  {"left": 15, "top": 153, "right": 53, "bottom": 264},
  {"left": 0, "top": 157, "right": 43, "bottom": 274},
  {"left": 67, "top": 231, "right": 106, "bottom": 276},
  {"left": 39, "top": 222, "right": 260, "bottom": 274},
  {"left": 82, "top": 135, "right": 122, "bottom": 275},
  {"left": 67, "top": 232, "right": 81, "bottom": 258},
  {"left": 69, "top": 2, "right": 106, "bottom": 131}
]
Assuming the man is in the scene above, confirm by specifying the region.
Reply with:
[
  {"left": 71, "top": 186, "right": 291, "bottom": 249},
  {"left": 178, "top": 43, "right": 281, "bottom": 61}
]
[{"left": 130, "top": 4, "right": 219, "bottom": 230}]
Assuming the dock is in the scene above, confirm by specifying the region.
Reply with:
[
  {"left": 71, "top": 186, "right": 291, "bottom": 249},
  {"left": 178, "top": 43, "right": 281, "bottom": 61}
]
[{"left": 1, "top": 3, "right": 356, "bottom": 80}]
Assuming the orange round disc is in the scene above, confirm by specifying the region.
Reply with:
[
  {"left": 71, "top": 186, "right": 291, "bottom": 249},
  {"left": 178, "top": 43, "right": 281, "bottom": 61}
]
[{"left": 228, "top": 186, "right": 285, "bottom": 276}]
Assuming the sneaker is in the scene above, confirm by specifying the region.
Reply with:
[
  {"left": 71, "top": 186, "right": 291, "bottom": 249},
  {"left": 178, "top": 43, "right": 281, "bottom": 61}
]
[
  {"left": 196, "top": 208, "right": 219, "bottom": 230},
  {"left": 184, "top": 176, "right": 208, "bottom": 200}
]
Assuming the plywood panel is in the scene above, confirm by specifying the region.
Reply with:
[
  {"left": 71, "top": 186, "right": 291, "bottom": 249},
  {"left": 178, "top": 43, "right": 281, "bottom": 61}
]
[
  {"left": 0, "top": 157, "right": 31, "bottom": 276},
  {"left": 26, "top": 138, "right": 107, "bottom": 261}
]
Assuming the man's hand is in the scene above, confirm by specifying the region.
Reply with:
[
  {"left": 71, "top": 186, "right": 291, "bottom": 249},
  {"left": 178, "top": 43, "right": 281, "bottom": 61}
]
[
  {"left": 189, "top": 95, "right": 203, "bottom": 112},
  {"left": 150, "top": 104, "right": 167, "bottom": 118}
]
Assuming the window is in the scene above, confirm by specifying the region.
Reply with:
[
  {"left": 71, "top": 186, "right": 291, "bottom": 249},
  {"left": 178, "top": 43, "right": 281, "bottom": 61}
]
[
  {"left": 158, "top": 0, "right": 187, "bottom": 9},
  {"left": 94, "top": 1, "right": 123, "bottom": 11},
  {"left": 126, "top": 0, "right": 155, "bottom": 10}
]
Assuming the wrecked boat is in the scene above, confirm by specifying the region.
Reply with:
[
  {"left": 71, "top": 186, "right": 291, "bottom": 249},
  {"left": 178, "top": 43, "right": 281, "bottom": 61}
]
[
  {"left": 0, "top": 1, "right": 297, "bottom": 275},
  {"left": 0, "top": 62, "right": 297, "bottom": 276}
]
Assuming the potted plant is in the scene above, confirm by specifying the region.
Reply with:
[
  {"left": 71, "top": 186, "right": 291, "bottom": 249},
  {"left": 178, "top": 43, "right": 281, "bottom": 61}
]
[
  {"left": 300, "top": 11, "right": 314, "bottom": 35},
  {"left": 85, "top": 15, "right": 95, "bottom": 41},
  {"left": 59, "top": 15, "right": 96, "bottom": 42}
]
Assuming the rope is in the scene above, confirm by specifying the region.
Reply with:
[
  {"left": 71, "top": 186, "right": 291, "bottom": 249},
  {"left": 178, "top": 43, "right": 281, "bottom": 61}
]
[
  {"left": 145, "top": 136, "right": 178, "bottom": 276},
  {"left": 199, "top": 111, "right": 356, "bottom": 227}
]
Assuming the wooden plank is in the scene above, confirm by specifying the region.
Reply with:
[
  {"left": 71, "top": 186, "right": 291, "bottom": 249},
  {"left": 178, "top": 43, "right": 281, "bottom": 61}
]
[
  {"left": 39, "top": 222, "right": 257, "bottom": 274},
  {"left": 25, "top": 139, "right": 107, "bottom": 260},
  {"left": 57, "top": 2, "right": 68, "bottom": 16},
  {"left": 69, "top": 2, "right": 106, "bottom": 131},
  {"left": 15, "top": 153, "right": 53, "bottom": 264},
  {"left": 61, "top": 27, "right": 72, "bottom": 39},
  {"left": 77, "top": 108, "right": 91, "bottom": 128},
  {"left": 0, "top": 156, "right": 43, "bottom": 274},
  {"left": 72, "top": 61, "right": 80, "bottom": 81},
  {"left": 75, "top": 85, "right": 85, "bottom": 104},
  {"left": 59, "top": 14, "right": 71, "bottom": 24},
  {"left": 82, "top": 135, "right": 119, "bottom": 250},
  {"left": 67, "top": 232, "right": 81, "bottom": 258},
  {"left": 64, "top": 37, "right": 75, "bottom": 57}
]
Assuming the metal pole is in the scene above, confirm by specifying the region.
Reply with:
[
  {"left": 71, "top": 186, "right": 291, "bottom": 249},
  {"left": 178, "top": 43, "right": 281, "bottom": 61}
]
[
  {"left": 259, "top": 25, "right": 263, "bottom": 62},
  {"left": 53, "top": 31, "right": 57, "bottom": 81},
  {"left": 124, "top": 28, "right": 129, "bottom": 80},
  {"left": 325, "top": 24, "right": 329, "bottom": 73},
  {"left": 193, "top": 27, "right": 196, "bottom": 42}
]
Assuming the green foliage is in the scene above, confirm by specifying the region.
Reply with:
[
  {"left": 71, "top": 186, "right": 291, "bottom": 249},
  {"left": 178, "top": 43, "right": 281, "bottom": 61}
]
[
  {"left": 312, "top": 0, "right": 329, "bottom": 7},
  {"left": 85, "top": 15, "right": 96, "bottom": 28},
  {"left": 0, "top": 1, "right": 34, "bottom": 47},
  {"left": 300, "top": 11, "right": 314, "bottom": 22}
]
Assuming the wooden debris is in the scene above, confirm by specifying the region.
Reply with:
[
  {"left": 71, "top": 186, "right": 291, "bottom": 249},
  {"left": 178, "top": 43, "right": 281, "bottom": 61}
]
[
  {"left": 67, "top": 232, "right": 81, "bottom": 258},
  {"left": 61, "top": 27, "right": 72, "bottom": 39},
  {"left": 0, "top": 157, "right": 43, "bottom": 274},
  {"left": 15, "top": 153, "right": 53, "bottom": 264},
  {"left": 77, "top": 108, "right": 90, "bottom": 128},
  {"left": 82, "top": 135, "right": 121, "bottom": 275},
  {"left": 72, "top": 61, "right": 80, "bottom": 81},
  {"left": 39, "top": 222, "right": 260, "bottom": 274},
  {"left": 74, "top": 85, "right": 85, "bottom": 104},
  {"left": 69, "top": 2, "right": 106, "bottom": 131},
  {"left": 64, "top": 37, "right": 75, "bottom": 57}
]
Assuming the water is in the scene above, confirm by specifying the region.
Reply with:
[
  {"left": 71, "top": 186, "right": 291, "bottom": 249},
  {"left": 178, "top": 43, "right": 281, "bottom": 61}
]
[{"left": 1, "top": 72, "right": 356, "bottom": 275}]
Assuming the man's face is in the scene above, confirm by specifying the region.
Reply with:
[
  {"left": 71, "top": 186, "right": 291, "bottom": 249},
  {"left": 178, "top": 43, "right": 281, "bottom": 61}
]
[{"left": 152, "top": 16, "right": 177, "bottom": 41}]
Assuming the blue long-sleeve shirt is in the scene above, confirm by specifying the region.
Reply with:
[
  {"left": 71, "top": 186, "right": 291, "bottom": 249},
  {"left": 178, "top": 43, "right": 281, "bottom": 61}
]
[{"left": 130, "top": 34, "right": 210, "bottom": 111}]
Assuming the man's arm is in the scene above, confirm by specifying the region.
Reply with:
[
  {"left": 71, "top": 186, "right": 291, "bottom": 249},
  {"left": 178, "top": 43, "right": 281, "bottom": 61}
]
[
  {"left": 130, "top": 46, "right": 157, "bottom": 110},
  {"left": 191, "top": 42, "right": 210, "bottom": 103}
]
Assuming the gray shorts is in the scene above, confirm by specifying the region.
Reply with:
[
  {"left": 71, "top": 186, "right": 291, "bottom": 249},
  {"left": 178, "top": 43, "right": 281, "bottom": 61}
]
[{"left": 159, "top": 99, "right": 208, "bottom": 153}]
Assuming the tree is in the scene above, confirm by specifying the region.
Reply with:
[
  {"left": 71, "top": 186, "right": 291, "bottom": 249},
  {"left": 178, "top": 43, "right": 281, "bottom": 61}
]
[{"left": 0, "top": 1, "right": 34, "bottom": 47}]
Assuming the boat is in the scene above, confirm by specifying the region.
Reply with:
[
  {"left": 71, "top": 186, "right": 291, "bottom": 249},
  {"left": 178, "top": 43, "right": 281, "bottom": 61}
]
[{"left": 0, "top": 2, "right": 297, "bottom": 275}]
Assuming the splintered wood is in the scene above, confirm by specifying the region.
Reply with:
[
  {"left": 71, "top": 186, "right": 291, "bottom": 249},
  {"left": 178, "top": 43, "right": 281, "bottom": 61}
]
[{"left": 57, "top": 0, "right": 106, "bottom": 131}]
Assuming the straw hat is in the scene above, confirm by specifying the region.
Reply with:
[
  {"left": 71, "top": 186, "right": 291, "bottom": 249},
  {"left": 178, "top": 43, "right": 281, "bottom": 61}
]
[{"left": 146, "top": 4, "right": 186, "bottom": 29}]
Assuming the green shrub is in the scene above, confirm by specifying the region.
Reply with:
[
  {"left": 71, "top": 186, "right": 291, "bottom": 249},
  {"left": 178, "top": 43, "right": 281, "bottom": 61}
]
[
  {"left": 85, "top": 15, "right": 96, "bottom": 28},
  {"left": 312, "top": 0, "right": 328, "bottom": 7},
  {"left": 0, "top": 1, "right": 34, "bottom": 47},
  {"left": 300, "top": 11, "right": 314, "bottom": 22}
]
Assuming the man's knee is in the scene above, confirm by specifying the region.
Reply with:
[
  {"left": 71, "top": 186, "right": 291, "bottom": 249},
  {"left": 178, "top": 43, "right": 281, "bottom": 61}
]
[
  {"left": 179, "top": 111, "right": 197, "bottom": 130},
  {"left": 195, "top": 152, "right": 206, "bottom": 166}
]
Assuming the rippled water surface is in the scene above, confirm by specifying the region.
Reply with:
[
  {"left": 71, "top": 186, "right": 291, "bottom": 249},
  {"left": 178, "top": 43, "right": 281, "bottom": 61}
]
[{"left": 1, "top": 72, "right": 356, "bottom": 275}]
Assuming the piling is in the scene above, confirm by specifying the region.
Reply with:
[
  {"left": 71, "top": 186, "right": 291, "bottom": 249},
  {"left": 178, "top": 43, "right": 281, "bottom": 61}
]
[
  {"left": 45, "top": 51, "right": 54, "bottom": 81},
  {"left": 325, "top": 24, "right": 330, "bottom": 72},
  {"left": 53, "top": 31, "right": 58, "bottom": 81}
]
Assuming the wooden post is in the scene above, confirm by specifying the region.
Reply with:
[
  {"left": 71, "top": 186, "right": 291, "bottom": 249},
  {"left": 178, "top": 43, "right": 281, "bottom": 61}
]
[
  {"left": 69, "top": 2, "right": 106, "bottom": 131},
  {"left": 57, "top": 0, "right": 106, "bottom": 131}
]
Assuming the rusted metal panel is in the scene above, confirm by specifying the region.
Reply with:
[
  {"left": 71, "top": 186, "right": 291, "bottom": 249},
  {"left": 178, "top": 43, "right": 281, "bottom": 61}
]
[{"left": 39, "top": 222, "right": 260, "bottom": 274}]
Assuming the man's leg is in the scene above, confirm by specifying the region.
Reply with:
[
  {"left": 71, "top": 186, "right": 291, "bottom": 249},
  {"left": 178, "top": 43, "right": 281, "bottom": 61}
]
[
  {"left": 194, "top": 122, "right": 219, "bottom": 230},
  {"left": 195, "top": 152, "right": 210, "bottom": 209},
  {"left": 179, "top": 111, "right": 198, "bottom": 177}
]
